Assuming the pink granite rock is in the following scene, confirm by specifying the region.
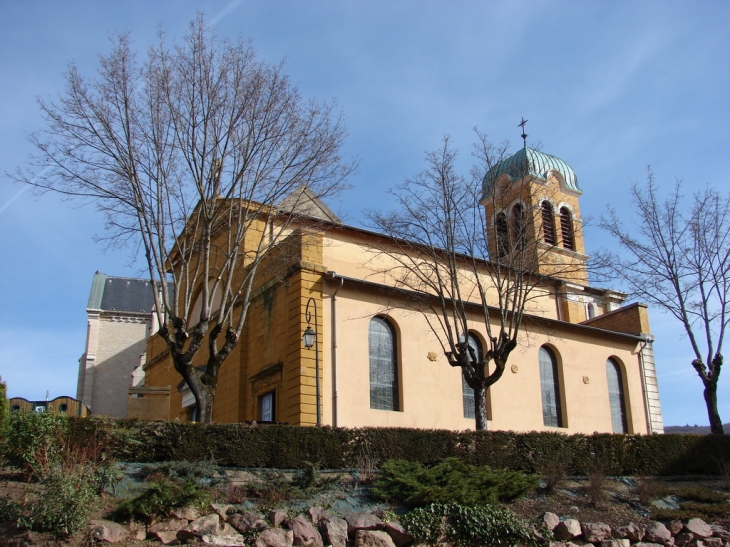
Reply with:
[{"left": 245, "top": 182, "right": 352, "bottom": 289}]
[
  {"left": 685, "top": 519, "right": 713, "bottom": 539},
  {"left": 581, "top": 522, "right": 612, "bottom": 543},
  {"left": 354, "top": 530, "right": 396, "bottom": 547},
  {"left": 320, "top": 517, "right": 348, "bottom": 547},
  {"left": 554, "top": 519, "right": 582, "bottom": 541},
  {"left": 345, "top": 512, "right": 384, "bottom": 535},
  {"left": 88, "top": 520, "right": 129, "bottom": 543},
  {"left": 645, "top": 522, "right": 673, "bottom": 544},
  {"left": 615, "top": 523, "right": 645, "bottom": 542},
  {"left": 541, "top": 512, "right": 560, "bottom": 531},
  {"left": 290, "top": 514, "right": 324, "bottom": 547},
  {"left": 257, "top": 528, "right": 295, "bottom": 547}
]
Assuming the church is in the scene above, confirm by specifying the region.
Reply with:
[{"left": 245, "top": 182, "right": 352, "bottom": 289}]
[{"left": 96, "top": 144, "right": 664, "bottom": 434}]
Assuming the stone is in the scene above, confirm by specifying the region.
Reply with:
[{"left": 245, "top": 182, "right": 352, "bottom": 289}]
[
  {"left": 151, "top": 530, "right": 182, "bottom": 545},
  {"left": 686, "top": 519, "right": 713, "bottom": 539},
  {"left": 320, "top": 517, "right": 349, "bottom": 547},
  {"left": 581, "top": 522, "right": 612, "bottom": 543},
  {"left": 88, "top": 520, "right": 129, "bottom": 543},
  {"left": 133, "top": 527, "right": 147, "bottom": 541},
  {"left": 345, "top": 512, "right": 384, "bottom": 536},
  {"left": 382, "top": 521, "right": 413, "bottom": 547},
  {"left": 211, "top": 503, "right": 233, "bottom": 521},
  {"left": 257, "top": 528, "right": 295, "bottom": 547},
  {"left": 669, "top": 521, "right": 685, "bottom": 536},
  {"left": 676, "top": 534, "right": 696, "bottom": 546},
  {"left": 566, "top": 540, "right": 592, "bottom": 546},
  {"left": 230, "top": 511, "right": 268, "bottom": 533},
  {"left": 633, "top": 543, "right": 665, "bottom": 547},
  {"left": 178, "top": 513, "right": 222, "bottom": 541},
  {"left": 710, "top": 526, "right": 730, "bottom": 539},
  {"left": 704, "top": 539, "right": 724, "bottom": 547},
  {"left": 541, "top": 512, "right": 560, "bottom": 531},
  {"left": 600, "top": 541, "right": 629, "bottom": 547},
  {"left": 554, "top": 519, "right": 582, "bottom": 541},
  {"left": 290, "top": 514, "right": 324, "bottom": 547},
  {"left": 616, "top": 523, "right": 645, "bottom": 542},
  {"left": 307, "top": 506, "right": 330, "bottom": 525},
  {"left": 170, "top": 506, "right": 200, "bottom": 521},
  {"left": 148, "top": 518, "right": 189, "bottom": 533},
  {"left": 646, "top": 522, "right": 673, "bottom": 544},
  {"left": 201, "top": 533, "right": 247, "bottom": 546},
  {"left": 354, "top": 530, "right": 397, "bottom": 547},
  {"left": 271, "top": 508, "right": 290, "bottom": 527}
]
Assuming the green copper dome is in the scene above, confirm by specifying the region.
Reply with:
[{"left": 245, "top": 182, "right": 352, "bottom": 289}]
[{"left": 482, "top": 146, "right": 581, "bottom": 199}]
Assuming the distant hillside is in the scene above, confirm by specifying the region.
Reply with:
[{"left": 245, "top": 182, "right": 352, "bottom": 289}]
[{"left": 664, "top": 423, "right": 730, "bottom": 435}]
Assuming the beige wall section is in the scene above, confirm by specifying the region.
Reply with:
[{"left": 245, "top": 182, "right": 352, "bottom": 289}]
[
  {"left": 329, "top": 284, "right": 649, "bottom": 434},
  {"left": 79, "top": 312, "right": 149, "bottom": 418}
]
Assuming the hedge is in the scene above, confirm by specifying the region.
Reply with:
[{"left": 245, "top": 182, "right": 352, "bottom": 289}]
[{"left": 6, "top": 415, "right": 730, "bottom": 476}]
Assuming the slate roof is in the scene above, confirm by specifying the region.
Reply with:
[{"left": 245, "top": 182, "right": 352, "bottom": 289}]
[{"left": 87, "top": 272, "right": 160, "bottom": 313}]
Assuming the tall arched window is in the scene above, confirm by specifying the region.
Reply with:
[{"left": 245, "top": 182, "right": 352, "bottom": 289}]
[
  {"left": 541, "top": 202, "right": 556, "bottom": 245},
  {"left": 560, "top": 207, "right": 574, "bottom": 250},
  {"left": 496, "top": 212, "right": 510, "bottom": 258},
  {"left": 369, "top": 317, "right": 399, "bottom": 411},
  {"left": 462, "top": 333, "right": 483, "bottom": 419},
  {"left": 511, "top": 203, "right": 526, "bottom": 251},
  {"left": 606, "top": 358, "right": 628, "bottom": 433},
  {"left": 539, "top": 346, "right": 563, "bottom": 427}
]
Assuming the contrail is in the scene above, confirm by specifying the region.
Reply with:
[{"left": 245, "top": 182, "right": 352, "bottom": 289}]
[
  {"left": 0, "top": 165, "right": 52, "bottom": 216},
  {"left": 0, "top": 186, "right": 29, "bottom": 215},
  {"left": 209, "top": 0, "right": 244, "bottom": 26}
]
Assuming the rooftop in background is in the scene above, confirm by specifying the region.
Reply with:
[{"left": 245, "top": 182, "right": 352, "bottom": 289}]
[
  {"left": 87, "top": 272, "right": 158, "bottom": 314},
  {"left": 482, "top": 146, "right": 581, "bottom": 199}
]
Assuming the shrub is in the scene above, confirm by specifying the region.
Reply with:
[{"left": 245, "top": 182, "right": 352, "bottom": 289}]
[
  {"left": 371, "top": 458, "right": 538, "bottom": 508},
  {"left": 141, "top": 460, "right": 221, "bottom": 485},
  {"left": 678, "top": 486, "right": 729, "bottom": 504},
  {"left": 4, "top": 411, "right": 68, "bottom": 474},
  {"left": 401, "top": 503, "right": 544, "bottom": 547},
  {"left": 113, "top": 477, "right": 210, "bottom": 521}
]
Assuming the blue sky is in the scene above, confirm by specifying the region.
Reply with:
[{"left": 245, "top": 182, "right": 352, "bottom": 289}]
[{"left": 1, "top": 1, "right": 728, "bottom": 427}]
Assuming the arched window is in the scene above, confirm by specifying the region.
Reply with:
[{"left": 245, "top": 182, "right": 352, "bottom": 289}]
[
  {"left": 560, "top": 207, "right": 574, "bottom": 250},
  {"left": 462, "top": 333, "right": 483, "bottom": 419},
  {"left": 541, "top": 202, "right": 556, "bottom": 245},
  {"left": 369, "top": 317, "right": 399, "bottom": 411},
  {"left": 539, "top": 346, "right": 563, "bottom": 427},
  {"left": 496, "top": 212, "right": 510, "bottom": 258},
  {"left": 511, "top": 203, "right": 526, "bottom": 251},
  {"left": 606, "top": 358, "right": 628, "bottom": 433}
]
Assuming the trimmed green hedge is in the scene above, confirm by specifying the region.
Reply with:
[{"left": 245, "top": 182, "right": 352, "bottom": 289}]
[{"left": 6, "top": 416, "right": 730, "bottom": 476}]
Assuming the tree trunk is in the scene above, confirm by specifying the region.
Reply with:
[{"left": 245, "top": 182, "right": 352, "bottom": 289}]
[
  {"left": 703, "top": 381, "right": 724, "bottom": 434},
  {"left": 474, "top": 384, "right": 488, "bottom": 431}
]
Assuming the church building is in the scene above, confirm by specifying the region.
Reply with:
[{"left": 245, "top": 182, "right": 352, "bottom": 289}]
[{"left": 108, "top": 145, "right": 664, "bottom": 434}]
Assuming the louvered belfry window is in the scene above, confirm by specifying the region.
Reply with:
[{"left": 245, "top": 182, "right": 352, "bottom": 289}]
[
  {"left": 369, "top": 317, "right": 399, "bottom": 411},
  {"left": 462, "top": 333, "right": 483, "bottom": 419},
  {"left": 496, "top": 212, "right": 510, "bottom": 258},
  {"left": 560, "top": 207, "right": 574, "bottom": 250},
  {"left": 541, "top": 202, "right": 556, "bottom": 245},
  {"left": 511, "top": 203, "right": 526, "bottom": 251},
  {"left": 539, "top": 346, "right": 563, "bottom": 427},
  {"left": 606, "top": 358, "right": 628, "bottom": 433}
]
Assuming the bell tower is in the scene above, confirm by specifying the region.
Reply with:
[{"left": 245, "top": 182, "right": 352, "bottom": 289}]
[{"left": 480, "top": 141, "right": 589, "bottom": 285}]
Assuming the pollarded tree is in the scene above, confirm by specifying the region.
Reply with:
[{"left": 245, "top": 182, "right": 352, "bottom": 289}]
[
  {"left": 599, "top": 171, "right": 728, "bottom": 434},
  {"left": 15, "top": 17, "right": 353, "bottom": 423},
  {"left": 368, "top": 133, "right": 586, "bottom": 430}
]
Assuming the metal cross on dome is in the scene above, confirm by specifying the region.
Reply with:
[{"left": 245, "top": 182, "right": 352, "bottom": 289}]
[{"left": 518, "top": 117, "right": 528, "bottom": 147}]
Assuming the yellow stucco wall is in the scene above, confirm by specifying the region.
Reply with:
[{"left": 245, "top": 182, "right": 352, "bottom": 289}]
[{"left": 141, "top": 203, "right": 655, "bottom": 434}]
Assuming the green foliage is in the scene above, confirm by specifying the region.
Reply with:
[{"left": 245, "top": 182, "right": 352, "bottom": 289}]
[
  {"left": 4, "top": 411, "right": 69, "bottom": 473},
  {"left": 7, "top": 417, "right": 728, "bottom": 477},
  {"left": 678, "top": 485, "right": 729, "bottom": 504},
  {"left": 371, "top": 458, "right": 538, "bottom": 508},
  {"left": 113, "top": 478, "right": 210, "bottom": 521},
  {"left": 401, "top": 503, "right": 544, "bottom": 547},
  {"left": 0, "top": 379, "right": 8, "bottom": 441},
  {"left": 142, "top": 460, "right": 221, "bottom": 484}
]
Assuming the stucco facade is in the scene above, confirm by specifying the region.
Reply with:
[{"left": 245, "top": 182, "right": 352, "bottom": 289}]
[{"left": 142, "top": 147, "right": 664, "bottom": 434}]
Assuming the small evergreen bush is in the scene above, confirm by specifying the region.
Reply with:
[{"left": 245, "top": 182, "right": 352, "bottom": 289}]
[
  {"left": 401, "top": 503, "right": 545, "bottom": 547},
  {"left": 371, "top": 457, "right": 538, "bottom": 507},
  {"left": 113, "top": 477, "right": 210, "bottom": 521}
]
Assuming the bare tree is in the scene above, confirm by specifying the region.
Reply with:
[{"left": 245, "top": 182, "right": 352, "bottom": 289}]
[
  {"left": 368, "top": 133, "right": 584, "bottom": 430},
  {"left": 599, "top": 171, "right": 728, "bottom": 434},
  {"left": 14, "top": 17, "right": 353, "bottom": 422}
]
